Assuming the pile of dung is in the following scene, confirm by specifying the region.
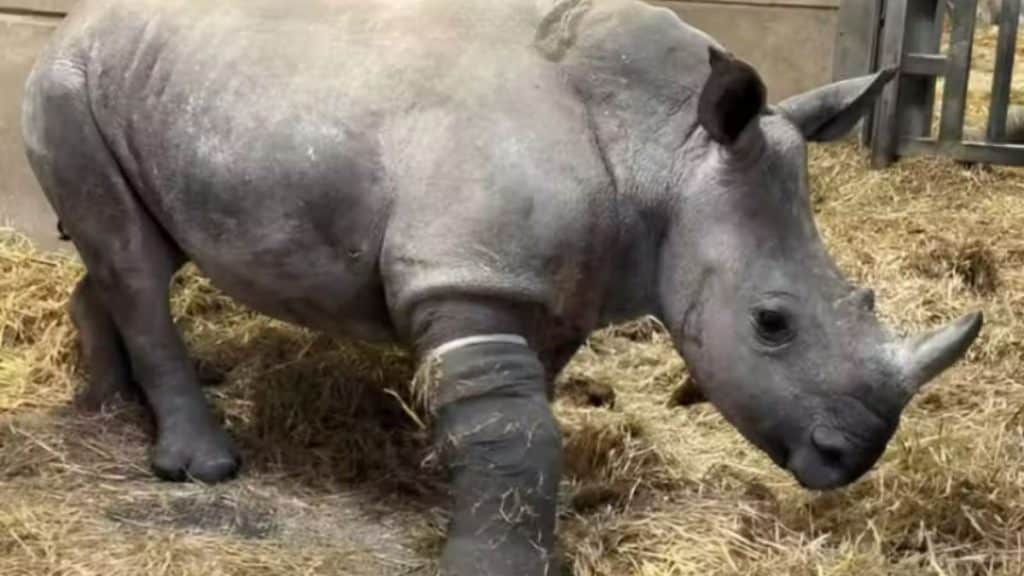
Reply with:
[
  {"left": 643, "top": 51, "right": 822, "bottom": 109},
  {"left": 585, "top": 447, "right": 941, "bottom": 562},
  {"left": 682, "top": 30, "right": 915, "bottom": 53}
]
[{"left": 1, "top": 140, "right": 1023, "bottom": 575}]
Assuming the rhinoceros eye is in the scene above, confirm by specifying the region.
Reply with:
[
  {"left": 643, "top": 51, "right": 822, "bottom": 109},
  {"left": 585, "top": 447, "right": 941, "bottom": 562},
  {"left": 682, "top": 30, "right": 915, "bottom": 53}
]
[{"left": 752, "top": 307, "right": 794, "bottom": 347}]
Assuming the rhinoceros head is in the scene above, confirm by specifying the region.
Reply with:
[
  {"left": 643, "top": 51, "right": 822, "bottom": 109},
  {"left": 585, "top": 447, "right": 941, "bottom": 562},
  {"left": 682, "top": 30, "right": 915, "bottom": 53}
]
[{"left": 659, "top": 48, "right": 983, "bottom": 490}]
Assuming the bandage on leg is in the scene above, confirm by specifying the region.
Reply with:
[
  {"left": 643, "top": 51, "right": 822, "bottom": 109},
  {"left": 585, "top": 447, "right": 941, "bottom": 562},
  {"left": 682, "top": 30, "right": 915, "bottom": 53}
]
[{"left": 429, "top": 338, "right": 562, "bottom": 576}]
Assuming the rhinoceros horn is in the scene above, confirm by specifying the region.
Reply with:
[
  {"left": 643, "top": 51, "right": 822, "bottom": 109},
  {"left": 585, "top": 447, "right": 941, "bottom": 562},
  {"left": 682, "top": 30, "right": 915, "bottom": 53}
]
[{"left": 899, "top": 312, "right": 984, "bottom": 394}]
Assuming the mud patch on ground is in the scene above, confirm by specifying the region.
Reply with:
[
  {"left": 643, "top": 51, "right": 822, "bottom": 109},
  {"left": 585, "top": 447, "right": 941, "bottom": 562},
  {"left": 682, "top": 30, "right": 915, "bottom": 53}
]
[
  {"left": 908, "top": 236, "right": 1001, "bottom": 295},
  {"left": 106, "top": 491, "right": 279, "bottom": 539}
]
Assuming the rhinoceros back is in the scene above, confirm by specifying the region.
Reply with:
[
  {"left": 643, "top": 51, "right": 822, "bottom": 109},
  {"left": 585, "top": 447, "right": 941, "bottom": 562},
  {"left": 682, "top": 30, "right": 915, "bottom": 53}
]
[{"left": 28, "top": 0, "right": 705, "bottom": 341}]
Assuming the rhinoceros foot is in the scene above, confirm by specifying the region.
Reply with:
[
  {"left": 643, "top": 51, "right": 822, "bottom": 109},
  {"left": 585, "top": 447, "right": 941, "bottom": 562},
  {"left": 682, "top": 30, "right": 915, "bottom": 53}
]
[{"left": 150, "top": 424, "right": 241, "bottom": 483}]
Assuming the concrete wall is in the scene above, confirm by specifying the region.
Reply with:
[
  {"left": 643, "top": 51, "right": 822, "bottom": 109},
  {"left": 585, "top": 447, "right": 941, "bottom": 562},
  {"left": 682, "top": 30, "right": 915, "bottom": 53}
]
[
  {"left": 655, "top": 0, "right": 841, "bottom": 103},
  {"left": 832, "top": 0, "right": 881, "bottom": 82},
  {"left": 0, "top": 9, "right": 63, "bottom": 250},
  {"left": 0, "top": 0, "right": 842, "bottom": 250}
]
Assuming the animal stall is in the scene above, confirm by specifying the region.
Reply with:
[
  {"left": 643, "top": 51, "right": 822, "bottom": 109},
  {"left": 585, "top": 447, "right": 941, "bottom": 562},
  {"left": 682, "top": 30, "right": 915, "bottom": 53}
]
[{"left": 2, "top": 2, "right": 1022, "bottom": 576}]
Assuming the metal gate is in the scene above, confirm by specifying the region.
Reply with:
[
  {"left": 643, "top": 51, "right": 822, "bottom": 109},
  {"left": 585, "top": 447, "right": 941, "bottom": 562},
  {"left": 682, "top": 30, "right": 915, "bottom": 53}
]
[{"left": 864, "top": 0, "right": 1024, "bottom": 167}]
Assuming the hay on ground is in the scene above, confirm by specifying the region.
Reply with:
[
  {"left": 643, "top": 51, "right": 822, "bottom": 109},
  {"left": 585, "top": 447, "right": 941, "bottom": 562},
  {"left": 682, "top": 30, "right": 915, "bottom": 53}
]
[
  {"left": 5, "top": 18, "right": 1024, "bottom": 567},
  {"left": 1, "top": 138, "right": 1022, "bottom": 575}
]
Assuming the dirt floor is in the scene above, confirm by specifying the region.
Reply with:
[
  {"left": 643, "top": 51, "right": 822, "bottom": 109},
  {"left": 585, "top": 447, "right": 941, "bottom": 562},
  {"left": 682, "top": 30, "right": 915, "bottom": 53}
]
[
  {"left": 2, "top": 141, "right": 1022, "bottom": 576},
  {"left": 2, "top": 22, "right": 1024, "bottom": 576}
]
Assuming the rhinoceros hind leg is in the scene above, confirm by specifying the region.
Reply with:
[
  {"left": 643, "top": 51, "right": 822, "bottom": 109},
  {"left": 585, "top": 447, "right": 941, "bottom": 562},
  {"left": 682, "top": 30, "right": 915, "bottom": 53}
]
[
  {"left": 70, "top": 275, "right": 139, "bottom": 411},
  {"left": 23, "top": 64, "right": 240, "bottom": 484},
  {"left": 69, "top": 187, "right": 239, "bottom": 483}
]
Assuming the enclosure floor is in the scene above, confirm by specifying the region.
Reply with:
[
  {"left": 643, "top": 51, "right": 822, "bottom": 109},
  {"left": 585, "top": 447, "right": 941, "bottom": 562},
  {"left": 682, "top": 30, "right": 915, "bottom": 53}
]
[{"left": 1, "top": 141, "right": 1022, "bottom": 576}]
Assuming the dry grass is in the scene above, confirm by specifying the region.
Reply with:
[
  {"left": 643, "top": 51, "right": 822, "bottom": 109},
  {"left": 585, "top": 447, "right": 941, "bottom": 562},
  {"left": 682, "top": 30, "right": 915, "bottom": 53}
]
[{"left": 2, "top": 141, "right": 1022, "bottom": 575}]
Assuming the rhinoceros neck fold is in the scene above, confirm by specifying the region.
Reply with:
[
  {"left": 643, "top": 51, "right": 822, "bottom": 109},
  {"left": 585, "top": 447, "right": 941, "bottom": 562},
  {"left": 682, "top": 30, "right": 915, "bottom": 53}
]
[
  {"left": 537, "top": 0, "right": 720, "bottom": 327},
  {"left": 551, "top": 0, "right": 711, "bottom": 197}
]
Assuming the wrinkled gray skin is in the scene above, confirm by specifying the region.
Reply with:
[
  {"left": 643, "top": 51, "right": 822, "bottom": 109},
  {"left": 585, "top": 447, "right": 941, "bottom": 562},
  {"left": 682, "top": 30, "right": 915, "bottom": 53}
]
[{"left": 23, "top": 0, "right": 982, "bottom": 573}]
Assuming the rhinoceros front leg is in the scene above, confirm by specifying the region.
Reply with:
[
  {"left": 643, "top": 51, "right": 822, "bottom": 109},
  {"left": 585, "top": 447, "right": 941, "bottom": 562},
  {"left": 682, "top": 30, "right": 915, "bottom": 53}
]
[{"left": 412, "top": 300, "right": 562, "bottom": 576}]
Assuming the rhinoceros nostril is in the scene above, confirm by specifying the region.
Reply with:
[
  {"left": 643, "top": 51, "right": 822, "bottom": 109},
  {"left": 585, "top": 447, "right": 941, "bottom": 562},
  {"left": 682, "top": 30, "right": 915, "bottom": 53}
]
[{"left": 811, "top": 427, "right": 848, "bottom": 466}]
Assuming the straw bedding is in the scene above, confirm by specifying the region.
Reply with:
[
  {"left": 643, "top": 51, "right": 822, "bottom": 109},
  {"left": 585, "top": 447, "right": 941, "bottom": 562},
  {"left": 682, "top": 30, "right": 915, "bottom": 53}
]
[
  {"left": 2, "top": 139, "right": 1021, "bottom": 576},
  {"left": 2, "top": 29, "right": 1023, "bottom": 576}
]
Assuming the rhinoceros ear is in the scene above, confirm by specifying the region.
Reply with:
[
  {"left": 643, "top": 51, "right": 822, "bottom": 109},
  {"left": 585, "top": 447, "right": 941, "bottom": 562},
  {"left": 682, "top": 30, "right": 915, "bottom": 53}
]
[
  {"left": 698, "top": 47, "right": 766, "bottom": 146},
  {"left": 776, "top": 68, "right": 897, "bottom": 142}
]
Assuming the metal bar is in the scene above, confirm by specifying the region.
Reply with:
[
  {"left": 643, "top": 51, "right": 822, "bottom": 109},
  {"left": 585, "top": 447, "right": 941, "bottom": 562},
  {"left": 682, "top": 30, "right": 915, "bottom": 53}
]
[
  {"left": 938, "top": 0, "right": 977, "bottom": 143},
  {"left": 901, "top": 137, "right": 1024, "bottom": 165},
  {"left": 933, "top": 0, "right": 947, "bottom": 35},
  {"left": 903, "top": 53, "right": 947, "bottom": 76},
  {"left": 925, "top": 0, "right": 946, "bottom": 130},
  {"left": 0, "top": 0, "right": 74, "bottom": 16},
  {"left": 987, "top": 0, "right": 1020, "bottom": 142},
  {"left": 900, "top": 0, "right": 947, "bottom": 139},
  {"left": 860, "top": 0, "right": 886, "bottom": 147},
  {"left": 872, "top": 0, "right": 909, "bottom": 168}
]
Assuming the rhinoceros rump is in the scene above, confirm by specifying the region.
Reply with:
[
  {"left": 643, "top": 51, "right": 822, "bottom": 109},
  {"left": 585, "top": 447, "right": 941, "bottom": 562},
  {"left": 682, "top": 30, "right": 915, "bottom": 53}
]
[{"left": 22, "top": 0, "right": 981, "bottom": 573}]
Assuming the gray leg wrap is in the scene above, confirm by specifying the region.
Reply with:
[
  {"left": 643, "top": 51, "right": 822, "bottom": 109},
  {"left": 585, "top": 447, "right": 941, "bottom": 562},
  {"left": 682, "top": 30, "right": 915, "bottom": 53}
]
[{"left": 431, "top": 340, "right": 563, "bottom": 576}]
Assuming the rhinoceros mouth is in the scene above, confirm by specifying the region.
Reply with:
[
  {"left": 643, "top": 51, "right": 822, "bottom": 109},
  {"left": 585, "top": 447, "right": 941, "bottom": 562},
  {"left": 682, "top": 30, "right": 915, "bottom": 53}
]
[
  {"left": 784, "top": 425, "right": 887, "bottom": 491},
  {"left": 786, "top": 449, "right": 851, "bottom": 491}
]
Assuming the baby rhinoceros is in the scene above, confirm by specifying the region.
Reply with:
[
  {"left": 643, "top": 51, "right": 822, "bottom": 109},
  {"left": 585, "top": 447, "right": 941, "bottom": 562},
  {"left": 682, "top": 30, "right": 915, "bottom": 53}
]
[{"left": 22, "top": 0, "right": 982, "bottom": 574}]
